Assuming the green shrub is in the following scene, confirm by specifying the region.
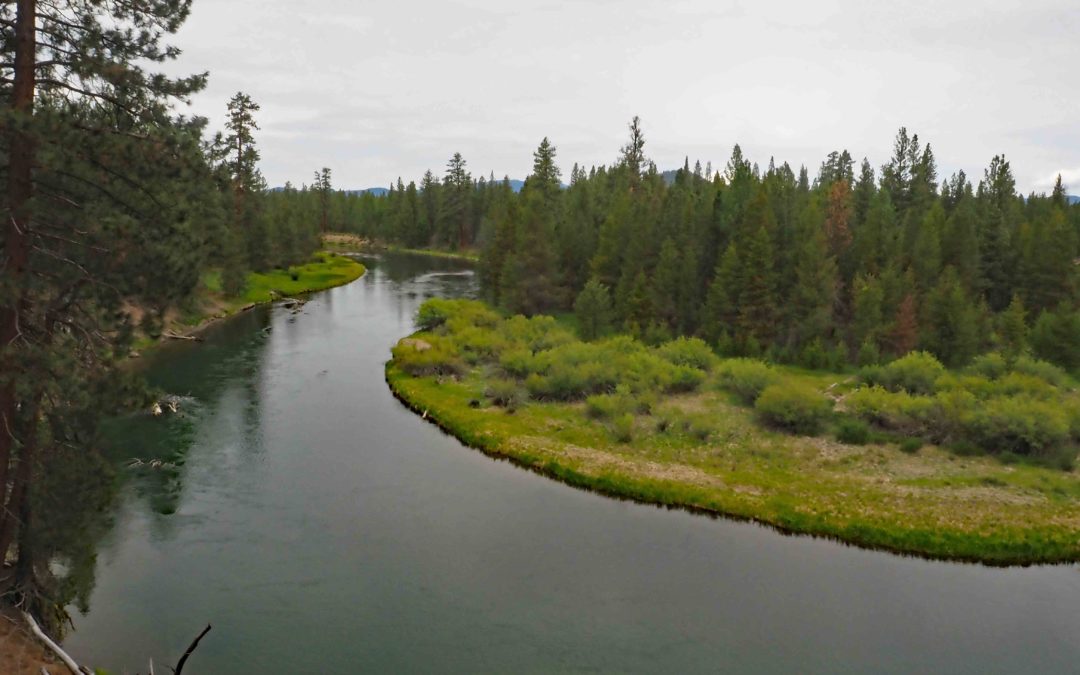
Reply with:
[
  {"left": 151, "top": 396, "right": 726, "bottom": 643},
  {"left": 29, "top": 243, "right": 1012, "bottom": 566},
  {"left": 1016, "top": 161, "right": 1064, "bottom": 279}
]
[
  {"left": 845, "top": 386, "right": 935, "bottom": 435},
  {"left": 1012, "top": 356, "right": 1069, "bottom": 388},
  {"left": 1065, "top": 398, "right": 1080, "bottom": 442},
  {"left": 863, "top": 351, "right": 945, "bottom": 394},
  {"left": 667, "top": 365, "right": 706, "bottom": 393},
  {"left": 716, "top": 359, "right": 780, "bottom": 404},
  {"left": 586, "top": 393, "right": 626, "bottom": 419},
  {"left": 485, "top": 379, "right": 527, "bottom": 410},
  {"left": 392, "top": 337, "right": 466, "bottom": 377},
  {"left": 498, "top": 314, "right": 575, "bottom": 352},
  {"left": 452, "top": 326, "right": 509, "bottom": 365},
  {"left": 754, "top": 383, "right": 833, "bottom": 435},
  {"left": 611, "top": 413, "right": 635, "bottom": 443},
  {"left": 967, "top": 353, "right": 1008, "bottom": 380},
  {"left": 899, "top": 437, "right": 924, "bottom": 454},
  {"left": 684, "top": 416, "right": 715, "bottom": 442},
  {"left": 499, "top": 348, "right": 541, "bottom": 378},
  {"left": 836, "top": 418, "right": 871, "bottom": 445},
  {"left": 994, "top": 372, "right": 1058, "bottom": 400},
  {"left": 416, "top": 298, "right": 474, "bottom": 332},
  {"left": 657, "top": 337, "right": 717, "bottom": 372},
  {"left": 856, "top": 338, "right": 881, "bottom": 367},
  {"left": 965, "top": 396, "right": 1071, "bottom": 455}
]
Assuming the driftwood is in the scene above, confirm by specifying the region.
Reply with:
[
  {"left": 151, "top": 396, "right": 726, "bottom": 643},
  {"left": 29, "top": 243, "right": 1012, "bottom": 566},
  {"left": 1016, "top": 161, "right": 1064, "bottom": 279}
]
[
  {"left": 173, "top": 624, "right": 211, "bottom": 675},
  {"left": 22, "top": 611, "right": 82, "bottom": 675},
  {"left": 162, "top": 331, "right": 202, "bottom": 342}
]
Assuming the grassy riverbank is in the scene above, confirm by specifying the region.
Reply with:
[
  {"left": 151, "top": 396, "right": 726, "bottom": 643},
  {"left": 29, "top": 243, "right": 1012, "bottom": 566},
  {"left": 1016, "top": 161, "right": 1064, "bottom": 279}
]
[
  {"left": 134, "top": 252, "right": 365, "bottom": 351},
  {"left": 320, "top": 233, "right": 480, "bottom": 262},
  {"left": 386, "top": 299, "right": 1080, "bottom": 565}
]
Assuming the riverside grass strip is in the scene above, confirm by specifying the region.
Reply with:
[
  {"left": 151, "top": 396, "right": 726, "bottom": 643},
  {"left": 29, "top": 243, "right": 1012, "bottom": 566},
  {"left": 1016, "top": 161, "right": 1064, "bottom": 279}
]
[{"left": 386, "top": 360, "right": 1080, "bottom": 566}]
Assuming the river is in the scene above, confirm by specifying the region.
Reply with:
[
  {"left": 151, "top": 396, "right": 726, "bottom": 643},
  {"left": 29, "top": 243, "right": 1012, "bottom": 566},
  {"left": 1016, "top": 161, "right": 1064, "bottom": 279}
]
[{"left": 62, "top": 252, "right": 1080, "bottom": 673}]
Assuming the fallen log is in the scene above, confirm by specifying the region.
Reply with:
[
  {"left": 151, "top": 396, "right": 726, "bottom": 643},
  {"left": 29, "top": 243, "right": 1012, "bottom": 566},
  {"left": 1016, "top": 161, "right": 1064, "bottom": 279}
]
[
  {"left": 162, "top": 331, "right": 202, "bottom": 342},
  {"left": 22, "top": 611, "right": 82, "bottom": 675}
]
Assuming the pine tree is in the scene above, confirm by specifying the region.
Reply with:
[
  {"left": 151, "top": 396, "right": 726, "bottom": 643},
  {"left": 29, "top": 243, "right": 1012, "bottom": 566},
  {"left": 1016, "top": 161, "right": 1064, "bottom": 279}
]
[
  {"left": 923, "top": 267, "right": 980, "bottom": 367},
  {"left": 851, "top": 273, "right": 885, "bottom": 351},
  {"left": 652, "top": 238, "right": 682, "bottom": 330},
  {"left": 314, "top": 167, "right": 333, "bottom": 233},
  {"left": 887, "top": 294, "right": 920, "bottom": 357},
  {"left": 0, "top": 0, "right": 215, "bottom": 620},
  {"left": 737, "top": 225, "right": 777, "bottom": 344},
  {"left": 912, "top": 201, "right": 944, "bottom": 292},
  {"left": 701, "top": 244, "right": 740, "bottom": 344},
  {"left": 575, "top": 279, "right": 613, "bottom": 340},
  {"left": 791, "top": 229, "right": 838, "bottom": 348},
  {"left": 1000, "top": 294, "right": 1028, "bottom": 366}
]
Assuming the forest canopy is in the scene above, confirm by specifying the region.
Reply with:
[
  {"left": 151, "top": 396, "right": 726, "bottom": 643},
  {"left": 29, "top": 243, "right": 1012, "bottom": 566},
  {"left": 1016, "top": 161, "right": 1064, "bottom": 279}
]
[{"left": 283, "top": 120, "right": 1080, "bottom": 374}]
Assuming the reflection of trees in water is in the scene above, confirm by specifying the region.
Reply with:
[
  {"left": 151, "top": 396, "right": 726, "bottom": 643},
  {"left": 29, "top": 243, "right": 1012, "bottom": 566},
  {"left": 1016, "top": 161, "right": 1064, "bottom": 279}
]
[
  {"left": 20, "top": 311, "right": 273, "bottom": 634},
  {"left": 26, "top": 440, "right": 117, "bottom": 634}
]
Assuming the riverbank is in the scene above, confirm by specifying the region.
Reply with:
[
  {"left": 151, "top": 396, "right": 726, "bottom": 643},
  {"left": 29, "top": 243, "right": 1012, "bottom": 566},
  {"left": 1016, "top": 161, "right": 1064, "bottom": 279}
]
[
  {"left": 320, "top": 233, "right": 479, "bottom": 262},
  {"left": 133, "top": 252, "right": 365, "bottom": 352},
  {"left": 386, "top": 246, "right": 479, "bottom": 262},
  {"left": 386, "top": 301, "right": 1080, "bottom": 565}
]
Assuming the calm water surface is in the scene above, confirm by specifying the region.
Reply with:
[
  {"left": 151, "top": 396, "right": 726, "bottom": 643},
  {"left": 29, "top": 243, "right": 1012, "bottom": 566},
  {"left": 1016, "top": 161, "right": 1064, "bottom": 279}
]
[{"left": 63, "top": 253, "right": 1080, "bottom": 673}]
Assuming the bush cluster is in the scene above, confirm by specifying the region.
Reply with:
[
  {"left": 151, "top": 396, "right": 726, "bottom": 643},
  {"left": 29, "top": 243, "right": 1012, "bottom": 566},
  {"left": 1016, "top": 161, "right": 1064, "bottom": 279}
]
[
  {"left": 755, "top": 384, "right": 833, "bottom": 435},
  {"left": 715, "top": 359, "right": 780, "bottom": 404}
]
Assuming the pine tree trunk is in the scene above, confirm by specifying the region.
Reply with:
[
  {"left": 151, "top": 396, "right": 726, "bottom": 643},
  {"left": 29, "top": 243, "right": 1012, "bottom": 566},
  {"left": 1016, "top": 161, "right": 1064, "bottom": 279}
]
[{"left": 0, "top": 0, "right": 37, "bottom": 552}]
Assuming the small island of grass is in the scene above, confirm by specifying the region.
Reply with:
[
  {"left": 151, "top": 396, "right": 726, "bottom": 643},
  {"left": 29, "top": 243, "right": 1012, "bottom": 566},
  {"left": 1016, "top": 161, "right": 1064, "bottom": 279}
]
[{"left": 387, "top": 298, "right": 1080, "bottom": 565}]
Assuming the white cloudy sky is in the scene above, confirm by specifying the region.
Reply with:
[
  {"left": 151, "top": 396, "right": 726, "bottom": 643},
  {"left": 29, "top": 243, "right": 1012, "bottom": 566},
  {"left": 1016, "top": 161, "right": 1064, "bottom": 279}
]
[{"left": 165, "top": 0, "right": 1079, "bottom": 193}]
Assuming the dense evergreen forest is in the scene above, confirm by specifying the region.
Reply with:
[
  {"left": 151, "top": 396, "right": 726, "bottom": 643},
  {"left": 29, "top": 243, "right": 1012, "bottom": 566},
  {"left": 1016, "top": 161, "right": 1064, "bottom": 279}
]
[{"left": 286, "top": 118, "right": 1080, "bottom": 374}]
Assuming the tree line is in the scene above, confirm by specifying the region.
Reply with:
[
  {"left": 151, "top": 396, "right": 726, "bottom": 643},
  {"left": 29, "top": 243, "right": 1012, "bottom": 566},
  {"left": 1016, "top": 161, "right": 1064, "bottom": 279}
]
[{"left": 334, "top": 118, "right": 1080, "bottom": 374}]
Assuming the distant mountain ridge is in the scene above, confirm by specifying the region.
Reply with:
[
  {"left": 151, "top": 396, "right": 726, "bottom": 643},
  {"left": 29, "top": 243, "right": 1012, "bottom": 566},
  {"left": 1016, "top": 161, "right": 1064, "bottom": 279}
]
[{"left": 1068, "top": 195, "right": 1080, "bottom": 205}]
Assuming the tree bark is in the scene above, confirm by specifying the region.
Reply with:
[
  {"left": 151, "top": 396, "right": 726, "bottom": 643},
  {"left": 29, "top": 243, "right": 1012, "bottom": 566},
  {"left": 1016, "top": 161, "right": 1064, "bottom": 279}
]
[{"left": 0, "top": 0, "right": 38, "bottom": 553}]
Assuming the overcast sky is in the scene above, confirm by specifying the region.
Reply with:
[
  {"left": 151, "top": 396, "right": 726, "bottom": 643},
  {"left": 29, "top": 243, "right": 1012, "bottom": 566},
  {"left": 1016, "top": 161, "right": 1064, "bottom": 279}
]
[{"left": 166, "top": 0, "right": 1079, "bottom": 193}]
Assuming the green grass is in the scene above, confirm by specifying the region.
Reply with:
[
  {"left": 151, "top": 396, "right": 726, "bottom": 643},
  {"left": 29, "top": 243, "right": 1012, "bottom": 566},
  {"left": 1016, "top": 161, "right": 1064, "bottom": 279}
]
[
  {"left": 133, "top": 253, "right": 365, "bottom": 352},
  {"left": 201, "top": 252, "right": 365, "bottom": 312}
]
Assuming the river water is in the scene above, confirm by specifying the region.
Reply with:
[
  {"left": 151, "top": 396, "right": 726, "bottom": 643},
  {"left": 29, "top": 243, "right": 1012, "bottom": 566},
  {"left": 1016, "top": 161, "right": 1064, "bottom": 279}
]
[{"left": 62, "top": 253, "right": 1080, "bottom": 673}]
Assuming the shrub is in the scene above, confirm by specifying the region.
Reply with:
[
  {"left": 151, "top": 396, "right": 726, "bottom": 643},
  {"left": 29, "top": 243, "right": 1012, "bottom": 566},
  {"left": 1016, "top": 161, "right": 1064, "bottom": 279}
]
[
  {"left": 716, "top": 359, "right": 780, "bottom": 405},
  {"left": 485, "top": 379, "right": 527, "bottom": 410},
  {"left": 797, "top": 338, "right": 830, "bottom": 370},
  {"left": 683, "top": 416, "right": 715, "bottom": 442},
  {"left": 611, "top": 413, "right": 635, "bottom": 443},
  {"left": 967, "top": 353, "right": 1008, "bottom": 380},
  {"left": 667, "top": 365, "right": 706, "bottom": 393},
  {"left": 499, "top": 348, "right": 540, "bottom": 378},
  {"left": 899, "top": 437, "right": 924, "bottom": 454},
  {"left": 586, "top": 393, "right": 626, "bottom": 419},
  {"left": 994, "top": 372, "right": 1058, "bottom": 400},
  {"left": 657, "top": 337, "right": 717, "bottom": 372},
  {"left": 845, "top": 386, "right": 935, "bottom": 435},
  {"left": 965, "top": 396, "right": 1071, "bottom": 455},
  {"left": 863, "top": 351, "right": 945, "bottom": 394},
  {"left": 452, "top": 326, "right": 509, "bottom": 365},
  {"left": 754, "top": 383, "right": 833, "bottom": 435},
  {"left": 392, "top": 337, "right": 466, "bottom": 377},
  {"left": 415, "top": 298, "right": 458, "bottom": 331},
  {"left": 498, "top": 314, "right": 575, "bottom": 353},
  {"left": 856, "top": 338, "right": 881, "bottom": 367},
  {"left": 1065, "top": 398, "right": 1080, "bottom": 442},
  {"left": 836, "top": 418, "right": 871, "bottom": 445},
  {"left": 1012, "top": 356, "right": 1069, "bottom": 388}
]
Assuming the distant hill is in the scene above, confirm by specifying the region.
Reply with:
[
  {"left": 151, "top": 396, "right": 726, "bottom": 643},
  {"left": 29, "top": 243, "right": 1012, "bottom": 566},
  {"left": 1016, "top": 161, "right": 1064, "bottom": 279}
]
[{"left": 1068, "top": 195, "right": 1080, "bottom": 205}]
